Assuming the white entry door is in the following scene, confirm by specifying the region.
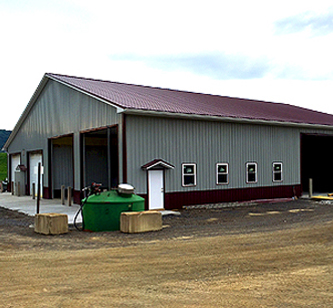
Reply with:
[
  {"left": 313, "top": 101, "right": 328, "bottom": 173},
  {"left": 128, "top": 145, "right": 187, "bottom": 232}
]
[
  {"left": 148, "top": 170, "right": 164, "bottom": 210},
  {"left": 29, "top": 153, "right": 43, "bottom": 197},
  {"left": 11, "top": 154, "right": 21, "bottom": 193}
]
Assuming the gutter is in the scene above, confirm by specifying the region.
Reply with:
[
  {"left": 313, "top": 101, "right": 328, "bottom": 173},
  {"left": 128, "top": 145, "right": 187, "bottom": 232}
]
[{"left": 122, "top": 109, "right": 333, "bottom": 131}]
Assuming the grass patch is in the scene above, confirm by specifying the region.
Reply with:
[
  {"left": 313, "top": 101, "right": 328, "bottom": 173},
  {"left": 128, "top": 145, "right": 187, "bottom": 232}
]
[{"left": 0, "top": 152, "right": 8, "bottom": 181}]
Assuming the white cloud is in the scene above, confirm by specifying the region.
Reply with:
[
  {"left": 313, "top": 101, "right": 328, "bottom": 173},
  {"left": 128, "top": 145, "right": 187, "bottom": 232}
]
[{"left": 1, "top": 0, "right": 333, "bottom": 129}]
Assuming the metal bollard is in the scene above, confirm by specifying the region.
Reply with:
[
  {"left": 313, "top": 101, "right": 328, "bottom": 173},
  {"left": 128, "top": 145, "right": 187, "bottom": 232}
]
[
  {"left": 309, "top": 179, "right": 313, "bottom": 198},
  {"left": 67, "top": 186, "right": 72, "bottom": 207},
  {"left": 32, "top": 183, "right": 35, "bottom": 199},
  {"left": 309, "top": 178, "right": 313, "bottom": 198},
  {"left": 61, "top": 185, "right": 65, "bottom": 205}
]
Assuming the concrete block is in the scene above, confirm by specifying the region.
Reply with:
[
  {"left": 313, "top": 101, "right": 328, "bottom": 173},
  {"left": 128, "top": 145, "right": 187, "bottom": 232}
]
[
  {"left": 34, "top": 213, "right": 68, "bottom": 235},
  {"left": 120, "top": 211, "right": 162, "bottom": 233}
]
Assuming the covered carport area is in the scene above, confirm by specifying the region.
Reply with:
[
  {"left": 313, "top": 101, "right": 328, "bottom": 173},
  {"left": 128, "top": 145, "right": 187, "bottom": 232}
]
[
  {"left": 48, "top": 135, "right": 74, "bottom": 199},
  {"left": 81, "top": 126, "right": 119, "bottom": 191},
  {"left": 301, "top": 133, "right": 333, "bottom": 193}
]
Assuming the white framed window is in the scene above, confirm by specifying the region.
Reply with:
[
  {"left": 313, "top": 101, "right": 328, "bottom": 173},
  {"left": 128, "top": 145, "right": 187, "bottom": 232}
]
[
  {"left": 216, "top": 163, "right": 229, "bottom": 185},
  {"left": 246, "top": 162, "right": 257, "bottom": 183},
  {"left": 182, "top": 163, "right": 196, "bottom": 186},
  {"left": 273, "top": 162, "right": 283, "bottom": 182}
]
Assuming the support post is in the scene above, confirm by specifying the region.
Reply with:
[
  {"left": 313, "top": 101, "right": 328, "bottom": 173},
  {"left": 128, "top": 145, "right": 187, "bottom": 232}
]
[
  {"left": 309, "top": 178, "right": 313, "bottom": 198},
  {"left": 32, "top": 183, "right": 35, "bottom": 199},
  {"left": 17, "top": 182, "right": 21, "bottom": 197},
  {"left": 36, "top": 162, "right": 41, "bottom": 214},
  {"left": 0, "top": 182, "right": 2, "bottom": 193},
  {"left": 61, "top": 185, "right": 65, "bottom": 205},
  {"left": 11, "top": 182, "right": 14, "bottom": 195},
  {"left": 67, "top": 186, "right": 72, "bottom": 207}
]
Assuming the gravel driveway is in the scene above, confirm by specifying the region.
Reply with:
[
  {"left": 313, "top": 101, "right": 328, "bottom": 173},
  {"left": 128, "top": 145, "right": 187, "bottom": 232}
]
[{"left": 0, "top": 197, "right": 332, "bottom": 251}]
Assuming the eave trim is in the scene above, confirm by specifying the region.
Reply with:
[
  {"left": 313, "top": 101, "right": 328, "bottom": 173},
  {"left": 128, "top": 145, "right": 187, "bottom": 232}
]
[
  {"left": 141, "top": 159, "right": 175, "bottom": 170},
  {"left": 46, "top": 74, "right": 125, "bottom": 114},
  {"left": 124, "top": 109, "right": 333, "bottom": 130}
]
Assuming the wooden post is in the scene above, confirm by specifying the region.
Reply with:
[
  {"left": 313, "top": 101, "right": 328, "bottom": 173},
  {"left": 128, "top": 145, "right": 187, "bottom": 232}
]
[
  {"left": 17, "top": 182, "right": 21, "bottom": 197},
  {"left": 61, "top": 185, "right": 65, "bottom": 205},
  {"left": 0, "top": 182, "right": 3, "bottom": 193},
  {"left": 32, "top": 183, "right": 36, "bottom": 200},
  {"left": 11, "top": 181, "right": 14, "bottom": 195},
  {"left": 67, "top": 186, "right": 72, "bottom": 207},
  {"left": 309, "top": 178, "right": 313, "bottom": 198},
  {"left": 36, "top": 162, "right": 41, "bottom": 214}
]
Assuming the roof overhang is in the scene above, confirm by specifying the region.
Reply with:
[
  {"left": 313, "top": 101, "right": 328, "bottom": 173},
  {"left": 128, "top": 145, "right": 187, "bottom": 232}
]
[
  {"left": 123, "top": 109, "right": 333, "bottom": 130},
  {"left": 46, "top": 74, "right": 125, "bottom": 114},
  {"left": 141, "top": 159, "right": 175, "bottom": 170}
]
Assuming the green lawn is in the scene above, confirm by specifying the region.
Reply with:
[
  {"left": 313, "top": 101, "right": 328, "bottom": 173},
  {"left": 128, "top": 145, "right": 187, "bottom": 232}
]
[{"left": 0, "top": 152, "right": 8, "bottom": 181}]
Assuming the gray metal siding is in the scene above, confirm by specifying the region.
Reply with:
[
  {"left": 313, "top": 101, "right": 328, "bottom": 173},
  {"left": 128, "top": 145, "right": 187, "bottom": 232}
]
[
  {"left": 125, "top": 115, "right": 315, "bottom": 194},
  {"left": 8, "top": 80, "right": 121, "bottom": 190},
  {"left": 52, "top": 144, "right": 73, "bottom": 189},
  {"left": 8, "top": 78, "right": 333, "bottom": 198}
]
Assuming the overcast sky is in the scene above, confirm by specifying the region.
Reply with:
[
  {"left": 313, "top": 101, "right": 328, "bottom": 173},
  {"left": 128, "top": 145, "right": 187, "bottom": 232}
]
[{"left": 1, "top": 0, "right": 333, "bottom": 130}]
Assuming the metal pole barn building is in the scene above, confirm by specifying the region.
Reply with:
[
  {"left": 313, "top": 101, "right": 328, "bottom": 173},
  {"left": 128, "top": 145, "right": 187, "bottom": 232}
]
[{"left": 4, "top": 73, "right": 333, "bottom": 210}]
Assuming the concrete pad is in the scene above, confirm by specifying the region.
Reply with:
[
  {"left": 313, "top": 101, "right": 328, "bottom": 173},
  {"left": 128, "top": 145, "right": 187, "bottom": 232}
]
[
  {"left": 0, "top": 193, "right": 182, "bottom": 226},
  {"left": 120, "top": 211, "right": 162, "bottom": 233},
  {"left": 0, "top": 192, "right": 82, "bottom": 225}
]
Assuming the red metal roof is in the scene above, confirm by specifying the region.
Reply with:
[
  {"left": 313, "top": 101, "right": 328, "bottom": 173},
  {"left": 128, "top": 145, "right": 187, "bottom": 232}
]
[{"left": 46, "top": 73, "right": 333, "bottom": 126}]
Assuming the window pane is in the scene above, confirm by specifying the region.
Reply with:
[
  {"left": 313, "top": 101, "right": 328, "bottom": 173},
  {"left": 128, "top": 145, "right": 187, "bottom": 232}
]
[
  {"left": 218, "top": 165, "right": 227, "bottom": 173},
  {"left": 218, "top": 174, "right": 228, "bottom": 184},
  {"left": 274, "top": 173, "right": 282, "bottom": 181},
  {"left": 248, "top": 173, "right": 256, "bottom": 182},
  {"left": 184, "top": 175, "right": 195, "bottom": 185},
  {"left": 184, "top": 166, "right": 194, "bottom": 174},
  {"left": 273, "top": 164, "right": 282, "bottom": 172},
  {"left": 247, "top": 164, "right": 256, "bottom": 173}
]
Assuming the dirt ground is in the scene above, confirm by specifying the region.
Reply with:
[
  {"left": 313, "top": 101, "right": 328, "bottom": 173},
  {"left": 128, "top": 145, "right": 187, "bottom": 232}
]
[{"left": 0, "top": 198, "right": 332, "bottom": 307}]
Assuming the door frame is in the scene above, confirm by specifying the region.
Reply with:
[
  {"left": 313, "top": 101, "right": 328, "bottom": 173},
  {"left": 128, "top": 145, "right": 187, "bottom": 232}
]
[
  {"left": 9, "top": 153, "right": 21, "bottom": 193},
  {"left": 148, "top": 169, "right": 165, "bottom": 210},
  {"left": 28, "top": 150, "right": 43, "bottom": 197},
  {"left": 141, "top": 159, "right": 175, "bottom": 210}
]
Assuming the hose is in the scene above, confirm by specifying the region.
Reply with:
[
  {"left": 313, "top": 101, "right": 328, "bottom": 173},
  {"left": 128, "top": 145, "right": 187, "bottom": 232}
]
[
  {"left": 73, "top": 198, "right": 86, "bottom": 231},
  {"left": 74, "top": 182, "right": 102, "bottom": 231}
]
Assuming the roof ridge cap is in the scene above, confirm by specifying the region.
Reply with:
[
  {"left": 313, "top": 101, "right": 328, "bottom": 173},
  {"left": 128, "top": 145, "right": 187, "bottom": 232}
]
[
  {"left": 45, "top": 73, "right": 333, "bottom": 117},
  {"left": 45, "top": 73, "right": 257, "bottom": 101}
]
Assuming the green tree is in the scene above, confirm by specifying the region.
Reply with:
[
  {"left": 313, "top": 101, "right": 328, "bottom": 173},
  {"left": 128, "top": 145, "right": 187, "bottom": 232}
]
[
  {"left": 0, "top": 129, "right": 11, "bottom": 152},
  {"left": 0, "top": 152, "right": 7, "bottom": 181}
]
